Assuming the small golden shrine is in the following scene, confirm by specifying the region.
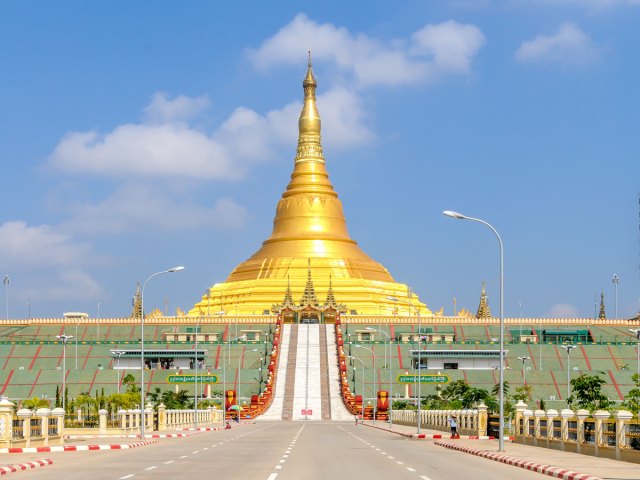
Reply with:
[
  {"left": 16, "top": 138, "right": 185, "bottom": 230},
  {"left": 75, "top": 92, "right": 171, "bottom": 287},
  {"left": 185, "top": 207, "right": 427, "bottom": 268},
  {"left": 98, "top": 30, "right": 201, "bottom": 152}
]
[{"left": 271, "top": 261, "right": 347, "bottom": 323}]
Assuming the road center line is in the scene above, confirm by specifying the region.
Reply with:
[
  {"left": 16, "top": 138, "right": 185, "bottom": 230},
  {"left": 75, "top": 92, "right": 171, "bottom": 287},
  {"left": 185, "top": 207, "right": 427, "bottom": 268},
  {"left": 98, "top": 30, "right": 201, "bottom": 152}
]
[
  {"left": 144, "top": 466, "right": 156, "bottom": 471},
  {"left": 164, "top": 460, "right": 174, "bottom": 464},
  {"left": 119, "top": 475, "right": 134, "bottom": 480},
  {"left": 267, "top": 474, "right": 278, "bottom": 480}
]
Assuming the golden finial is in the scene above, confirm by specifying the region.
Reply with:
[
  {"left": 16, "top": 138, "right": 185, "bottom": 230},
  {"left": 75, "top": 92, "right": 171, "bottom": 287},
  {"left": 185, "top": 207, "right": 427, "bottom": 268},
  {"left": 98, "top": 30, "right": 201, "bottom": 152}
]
[{"left": 303, "top": 50, "right": 317, "bottom": 90}]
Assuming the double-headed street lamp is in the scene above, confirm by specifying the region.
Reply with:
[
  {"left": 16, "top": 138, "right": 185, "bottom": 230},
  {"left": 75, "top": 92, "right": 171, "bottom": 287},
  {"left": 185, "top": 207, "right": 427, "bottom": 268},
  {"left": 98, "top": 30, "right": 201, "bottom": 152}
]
[
  {"left": 366, "top": 327, "right": 393, "bottom": 427},
  {"left": 517, "top": 356, "right": 530, "bottom": 385},
  {"left": 111, "top": 350, "right": 126, "bottom": 394},
  {"left": 629, "top": 328, "right": 640, "bottom": 377},
  {"left": 561, "top": 345, "right": 577, "bottom": 401},
  {"left": 443, "top": 210, "right": 505, "bottom": 451},
  {"left": 56, "top": 334, "right": 73, "bottom": 415},
  {"left": 140, "top": 265, "right": 184, "bottom": 439},
  {"left": 349, "top": 355, "right": 366, "bottom": 421},
  {"left": 387, "top": 294, "right": 423, "bottom": 433},
  {"left": 612, "top": 274, "right": 620, "bottom": 319}
]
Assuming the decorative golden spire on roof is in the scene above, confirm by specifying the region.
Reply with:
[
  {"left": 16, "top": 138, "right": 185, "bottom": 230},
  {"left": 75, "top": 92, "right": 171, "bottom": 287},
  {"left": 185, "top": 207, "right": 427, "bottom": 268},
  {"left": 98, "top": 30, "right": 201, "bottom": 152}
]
[
  {"left": 131, "top": 282, "right": 142, "bottom": 319},
  {"left": 300, "top": 259, "right": 320, "bottom": 307},
  {"left": 598, "top": 291, "right": 606, "bottom": 319},
  {"left": 324, "top": 275, "right": 346, "bottom": 313},
  {"left": 476, "top": 281, "right": 491, "bottom": 319}
]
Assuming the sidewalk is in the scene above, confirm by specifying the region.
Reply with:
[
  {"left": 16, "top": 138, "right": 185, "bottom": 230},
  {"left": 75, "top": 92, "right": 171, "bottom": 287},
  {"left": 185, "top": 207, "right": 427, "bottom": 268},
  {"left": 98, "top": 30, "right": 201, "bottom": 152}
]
[{"left": 360, "top": 421, "right": 639, "bottom": 480}]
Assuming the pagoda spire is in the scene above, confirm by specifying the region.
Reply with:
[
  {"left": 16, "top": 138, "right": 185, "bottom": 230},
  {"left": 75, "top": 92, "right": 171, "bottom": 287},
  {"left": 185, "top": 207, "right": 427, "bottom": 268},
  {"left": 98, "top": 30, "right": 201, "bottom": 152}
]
[
  {"left": 131, "top": 282, "right": 142, "bottom": 319},
  {"left": 598, "top": 291, "right": 606, "bottom": 319},
  {"left": 476, "top": 281, "right": 491, "bottom": 319}
]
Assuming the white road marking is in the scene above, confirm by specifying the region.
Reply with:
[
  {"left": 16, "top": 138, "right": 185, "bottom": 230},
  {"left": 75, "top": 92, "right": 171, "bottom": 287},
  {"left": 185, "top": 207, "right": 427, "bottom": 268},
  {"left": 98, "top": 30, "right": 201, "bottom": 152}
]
[
  {"left": 193, "top": 450, "right": 200, "bottom": 454},
  {"left": 388, "top": 456, "right": 394, "bottom": 459},
  {"left": 180, "top": 455, "right": 188, "bottom": 459},
  {"left": 267, "top": 474, "right": 278, "bottom": 480},
  {"left": 420, "top": 476, "right": 432, "bottom": 480},
  {"left": 164, "top": 460, "right": 174, "bottom": 464},
  {"left": 406, "top": 467, "right": 416, "bottom": 472},
  {"left": 144, "top": 466, "right": 156, "bottom": 471},
  {"left": 396, "top": 461, "right": 404, "bottom": 465},
  {"left": 119, "top": 475, "right": 134, "bottom": 480},
  {"left": 275, "top": 465, "right": 282, "bottom": 470}
]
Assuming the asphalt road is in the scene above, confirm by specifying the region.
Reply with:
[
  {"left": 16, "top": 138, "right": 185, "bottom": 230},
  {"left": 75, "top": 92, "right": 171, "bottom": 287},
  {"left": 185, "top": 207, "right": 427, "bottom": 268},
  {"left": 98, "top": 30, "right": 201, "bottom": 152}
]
[{"left": 10, "top": 422, "right": 548, "bottom": 480}]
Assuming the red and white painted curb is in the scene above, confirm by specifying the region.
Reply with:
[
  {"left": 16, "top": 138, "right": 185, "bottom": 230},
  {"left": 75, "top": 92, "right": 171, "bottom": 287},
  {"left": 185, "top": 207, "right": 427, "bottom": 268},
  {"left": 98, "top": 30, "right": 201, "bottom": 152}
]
[
  {"left": 67, "top": 433, "right": 193, "bottom": 439},
  {"left": 361, "top": 422, "right": 495, "bottom": 440},
  {"left": 0, "top": 440, "right": 157, "bottom": 454},
  {"left": 434, "top": 440, "right": 603, "bottom": 480},
  {"left": 0, "top": 459, "right": 52, "bottom": 475}
]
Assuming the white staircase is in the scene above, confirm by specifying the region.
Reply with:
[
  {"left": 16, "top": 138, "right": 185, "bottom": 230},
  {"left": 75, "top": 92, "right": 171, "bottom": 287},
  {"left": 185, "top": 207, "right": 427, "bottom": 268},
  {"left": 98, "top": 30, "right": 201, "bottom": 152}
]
[{"left": 291, "top": 324, "right": 322, "bottom": 420}]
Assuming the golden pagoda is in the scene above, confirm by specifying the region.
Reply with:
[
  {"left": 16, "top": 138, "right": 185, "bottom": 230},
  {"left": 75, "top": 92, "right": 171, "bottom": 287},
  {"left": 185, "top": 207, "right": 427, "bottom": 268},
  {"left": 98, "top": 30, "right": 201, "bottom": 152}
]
[{"left": 189, "top": 55, "right": 431, "bottom": 319}]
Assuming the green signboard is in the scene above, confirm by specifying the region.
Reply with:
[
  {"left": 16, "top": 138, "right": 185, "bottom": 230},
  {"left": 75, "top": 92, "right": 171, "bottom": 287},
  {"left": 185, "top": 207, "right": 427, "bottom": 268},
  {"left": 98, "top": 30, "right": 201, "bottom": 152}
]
[
  {"left": 396, "top": 374, "right": 449, "bottom": 384},
  {"left": 167, "top": 374, "right": 218, "bottom": 384}
]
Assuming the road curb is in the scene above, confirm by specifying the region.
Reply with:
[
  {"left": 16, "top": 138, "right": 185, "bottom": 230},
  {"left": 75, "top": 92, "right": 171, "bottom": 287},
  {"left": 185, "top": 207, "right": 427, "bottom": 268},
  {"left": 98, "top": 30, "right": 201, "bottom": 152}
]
[
  {"left": 360, "top": 422, "right": 495, "bottom": 440},
  {"left": 0, "top": 440, "right": 158, "bottom": 454},
  {"left": 66, "top": 433, "right": 195, "bottom": 439},
  {"left": 434, "top": 440, "right": 604, "bottom": 480},
  {"left": 0, "top": 459, "right": 52, "bottom": 475}
]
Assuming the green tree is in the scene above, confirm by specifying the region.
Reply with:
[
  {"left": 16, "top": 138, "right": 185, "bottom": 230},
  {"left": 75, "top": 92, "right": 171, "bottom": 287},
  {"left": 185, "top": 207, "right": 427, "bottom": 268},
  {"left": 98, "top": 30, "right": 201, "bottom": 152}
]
[
  {"left": 512, "top": 384, "right": 532, "bottom": 402},
  {"left": 622, "top": 373, "right": 640, "bottom": 414},
  {"left": 568, "top": 372, "right": 613, "bottom": 411},
  {"left": 55, "top": 386, "right": 61, "bottom": 408},
  {"left": 462, "top": 387, "right": 491, "bottom": 408},
  {"left": 22, "top": 397, "right": 50, "bottom": 409},
  {"left": 491, "top": 380, "right": 510, "bottom": 398},
  {"left": 441, "top": 380, "right": 470, "bottom": 403},
  {"left": 122, "top": 374, "right": 139, "bottom": 393}
]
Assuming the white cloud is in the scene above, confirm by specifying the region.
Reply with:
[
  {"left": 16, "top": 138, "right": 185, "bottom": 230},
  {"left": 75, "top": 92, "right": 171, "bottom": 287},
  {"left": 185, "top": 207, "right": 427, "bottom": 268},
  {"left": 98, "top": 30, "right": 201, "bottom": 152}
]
[
  {"left": 247, "top": 14, "right": 485, "bottom": 87},
  {"left": 0, "top": 221, "right": 105, "bottom": 304},
  {"left": 143, "top": 92, "right": 210, "bottom": 124},
  {"left": 64, "top": 185, "right": 249, "bottom": 234},
  {"left": 515, "top": 23, "right": 601, "bottom": 67},
  {"left": 0, "top": 221, "right": 92, "bottom": 268},
  {"left": 546, "top": 303, "right": 581, "bottom": 317}
]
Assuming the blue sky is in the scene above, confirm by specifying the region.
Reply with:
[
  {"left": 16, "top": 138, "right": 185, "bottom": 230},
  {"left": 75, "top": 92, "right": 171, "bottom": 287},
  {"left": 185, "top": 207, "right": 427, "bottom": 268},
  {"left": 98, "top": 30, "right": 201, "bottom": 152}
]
[{"left": 1, "top": 0, "right": 639, "bottom": 319}]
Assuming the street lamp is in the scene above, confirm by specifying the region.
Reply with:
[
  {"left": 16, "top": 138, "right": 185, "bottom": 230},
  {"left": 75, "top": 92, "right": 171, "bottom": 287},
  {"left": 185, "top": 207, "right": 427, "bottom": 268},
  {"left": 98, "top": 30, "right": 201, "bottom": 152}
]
[
  {"left": 366, "top": 327, "right": 393, "bottom": 427},
  {"left": 629, "top": 329, "right": 640, "bottom": 376},
  {"left": 353, "top": 344, "right": 376, "bottom": 422},
  {"left": 140, "top": 265, "right": 184, "bottom": 439},
  {"left": 517, "top": 356, "right": 530, "bottom": 385},
  {"left": 443, "top": 210, "right": 505, "bottom": 451},
  {"left": 3, "top": 275, "right": 10, "bottom": 320},
  {"left": 56, "top": 334, "right": 73, "bottom": 415},
  {"left": 561, "top": 345, "right": 577, "bottom": 401},
  {"left": 111, "top": 350, "right": 126, "bottom": 394},
  {"left": 238, "top": 348, "right": 259, "bottom": 418},
  {"left": 612, "top": 274, "right": 620, "bottom": 319},
  {"left": 387, "top": 294, "right": 423, "bottom": 434},
  {"left": 349, "top": 355, "right": 365, "bottom": 421}
]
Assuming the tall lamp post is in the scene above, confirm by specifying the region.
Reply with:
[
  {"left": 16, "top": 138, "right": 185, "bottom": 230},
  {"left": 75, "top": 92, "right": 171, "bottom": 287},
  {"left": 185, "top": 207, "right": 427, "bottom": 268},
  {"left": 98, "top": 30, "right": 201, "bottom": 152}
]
[
  {"left": 111, "top": 350, "right": 125, "bottom": 393},
  {"left": 140, "top": 265, "right": 184, "bottom": 439},
  {"left": 561, "top": 345, "right": 577, "bottom": 401},
  {"left": 56, "top": 334, "right": 73, "bottom": 415},
  {"left": 3, "top": 275, "right": 9, "bottom": 320},
  {"left": 612, "top": 274, "right": 620, "bottom": 319},
  {"left": 353, "top": 344, "right": 376, "bottom": 422},
  {"left": 238, "top": 348, "right": 259, "bottom": 417},
  {"left": 629, "top": 328, "right": 640, "bottom": 377},
  {"left": 349, "top": 355, "right": 366, "bottom": 421},
  {"left": 517, "top": 356, "right": 530, "bottom": 385},
  {"left": 366, "top": 327, "right": 392, "bottom": 427},
  {"left": 443, "top": 210, "right": 505, "bottom": 451},
  {"left": 387, "top": 295, "right": 423, "bottom": 434}
]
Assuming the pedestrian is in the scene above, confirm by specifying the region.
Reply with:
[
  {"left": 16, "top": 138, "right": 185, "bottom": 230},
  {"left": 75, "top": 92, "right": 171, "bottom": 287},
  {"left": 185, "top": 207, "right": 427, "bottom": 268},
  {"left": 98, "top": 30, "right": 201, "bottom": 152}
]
[
  {"left": 354, "top": 415, "right": 358, "bottom": 426},
  {"left": 449, "top": 415, "right": 458, "bottom": 438}
]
